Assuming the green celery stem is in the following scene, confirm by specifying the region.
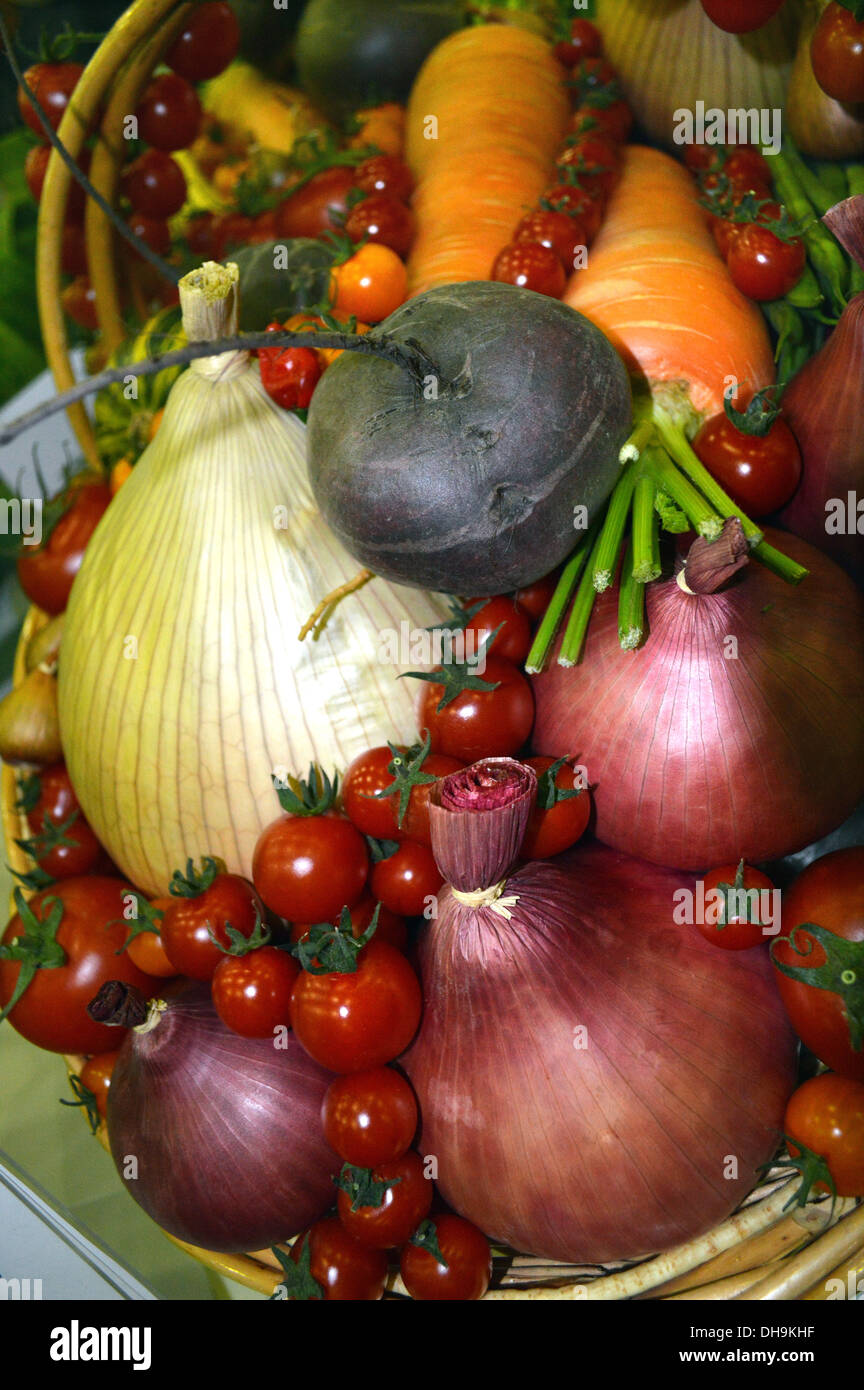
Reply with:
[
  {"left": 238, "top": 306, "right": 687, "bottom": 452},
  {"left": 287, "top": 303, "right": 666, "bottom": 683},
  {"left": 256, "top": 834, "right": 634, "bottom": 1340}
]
[
  {"left": 618, "top": 538, "right": 645, "bottom": 651},
  {"left": 593, "top": 462, "right": 638, "bottom": 591},
  {"left": 559, "top": 528, "right": 606, "bottom": 668},
  {"left": 642, "top": 443, "right": 723, "bottom": 539},
  {"left": 632, "top": 473, "right": 661, "bottom": 583},
  {"left": 653, "top": 413, "right": 763, "bottom": 545},
  {"left": 525, "top": 522, "right": 598, "bottom": 674}
]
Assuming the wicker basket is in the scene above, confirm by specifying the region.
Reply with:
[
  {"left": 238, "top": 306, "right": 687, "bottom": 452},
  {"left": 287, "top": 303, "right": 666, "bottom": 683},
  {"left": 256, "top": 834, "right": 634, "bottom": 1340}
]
[{"left": 21, "top": 0, "right": 864, "bottom": 1300}]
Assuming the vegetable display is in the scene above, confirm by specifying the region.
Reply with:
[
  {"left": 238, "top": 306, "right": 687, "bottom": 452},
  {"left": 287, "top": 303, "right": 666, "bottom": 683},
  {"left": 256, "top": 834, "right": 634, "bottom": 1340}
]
[{"left": 403, "top": 759, "right": 797, "bottom": 1263}]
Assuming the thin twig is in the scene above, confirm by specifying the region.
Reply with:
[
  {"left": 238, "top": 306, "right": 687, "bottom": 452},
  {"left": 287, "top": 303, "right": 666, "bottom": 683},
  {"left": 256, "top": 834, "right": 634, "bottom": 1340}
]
[
  {"left": 0, "top": 8, "right": 179, "bottom": 283},
  {"left": 298, "top": 569, "right": 374, "bottom": 641}
]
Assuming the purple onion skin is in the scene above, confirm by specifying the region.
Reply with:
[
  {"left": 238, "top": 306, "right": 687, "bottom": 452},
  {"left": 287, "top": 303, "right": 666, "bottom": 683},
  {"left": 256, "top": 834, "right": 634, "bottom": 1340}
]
[
  {"left": 776, "top": 297, "right": 864, "bottom": 587},
  {"left": 404, "top": 842, "right": 798, "bottom": 1265},
  {"left": 106, "top": 982, "right": 338, "bottom": 1253},
  {"left": 531, "top": 529, "right": 864, "bottom": 871}
]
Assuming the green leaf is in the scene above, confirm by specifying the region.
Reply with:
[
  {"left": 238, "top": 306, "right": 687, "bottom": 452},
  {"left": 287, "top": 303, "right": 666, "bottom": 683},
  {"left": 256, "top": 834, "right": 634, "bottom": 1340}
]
[
  {"left": 410, "top": 1218, "right": 450, "bottom": 1269},
  {"left": 274, "top": 764, "right": 339, "bottom": 816},
  {"left": 269, "top": 1238, "right": 324, "bottom": 1302},
  {"left": 291, "top": 903, "right": 379, "bottom": 975},
  {"left": 334, "top": 1161, "right": 401, "bottom": 1213},
  {"left": 168, "top": 856, "right": 223, "bottom": 899}
]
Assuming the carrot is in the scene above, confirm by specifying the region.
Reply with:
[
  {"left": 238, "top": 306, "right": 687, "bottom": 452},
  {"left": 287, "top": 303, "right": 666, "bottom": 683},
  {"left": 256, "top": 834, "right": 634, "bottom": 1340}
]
[
  {"left": 405, "top": 26, "right": 570, "bottom": 297},
  {"left": 564, "top": 146, "right": 775, "bottom": 416}
]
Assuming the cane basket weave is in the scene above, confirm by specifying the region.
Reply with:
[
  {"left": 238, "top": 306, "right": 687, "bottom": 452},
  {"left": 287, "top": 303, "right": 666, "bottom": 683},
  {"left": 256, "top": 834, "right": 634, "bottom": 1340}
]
[{"left": 19, "top": 0, "right": 864, "bottom": 1300}]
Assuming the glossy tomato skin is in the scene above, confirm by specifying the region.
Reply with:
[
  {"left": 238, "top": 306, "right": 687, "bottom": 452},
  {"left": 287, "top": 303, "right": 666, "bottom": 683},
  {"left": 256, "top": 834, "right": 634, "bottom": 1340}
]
[
  {"left": 212, "top": 946, "right": 299, "bottom": 1038},
  {"left": 345, "top": 194, "right": 415, "bottom": 257},
  {"left": 342, "top": 747, "right": 401, "bottom": 839},
  {"left": 166, "top": 2, "right": 240, "bottom": 82},
  {"left": 772, "top": 848, "right": 864, "bottom": 1081},
  {"left": 811, "top": 2, "right": 864, "bottom": 103},
  {"left": 370, "top": 842, "right": 443, "bottom": 918},
  {"left": 696, "top": 863, "right": 776, "bottom": 950},
  {"left": 22, "top": 763, "right": 101, "bottom": 879},
  {"left": 521, "top": 757, "right": 591, "bottom": 859},
  {"left": 0, "top": 878, "right": 158, "bottom": 1054},
  {"left": 691, "top": 413, "right": 802, "bottom": 518},
  {"left": 700, "top": 0, "right": 785, "bottom": 34},
  {"left": 337, "top": 1150, "right": 433, "bottom": 1249},
  {"left": 462, "top": 596, "right": 532, "bottom": 666},
  {"left": 398, "top": 755, "right": 463, "bottom": 847},
  {"left": 122, "top": 150, "right": 187, "bottom": 218},
  {"left": 400, "top": 1215, "right": 492, "bottom": 1300},
  {"left": 18, "top": 63, "right": 83, "bottom": 138},
  {"left": 514, "top": 210, "right": 586, "bottom": 272},
  {"left": 276, "top": 167, "right": 357, "bottom": 239},
  {"left": 330, "top": 244, "right": 407, "bottom": 322},
  {"left": 160, "top": 874, "right": 263, "bottom": 981},
  {"left": 80, "top": 1051, "right": 121, "bottom": 1120},
  {"left": 418, "top": 656, "right": 535, "bottom": 763},
  {"left": 289, "top": 1218, "right": 388, "bottom": 1300},
  {"left": 291, "top": 940, "right": 422, "bottom": 1073},
  {"left": 291, "top": 894, "right": 408, "bottom": 953},
  {"left": 322, "top": 1067, "right": 418, "bottom": 1167},
  {"left": 554, "top": 18, "right": 603, "bottom": 67},
  {"left": 17, "top": 482, "right": 110, "bottom": 614},
  {"left": 513, "top": 572, "right": 558, "bottom": 621},
  {"left": 491, "top": 242, "right": 566, "bottom": 298},
  {"left": 136, "top": 74, "right": 202, "bottom": 152},
  {"left": 353, "top": 155, "right": 414, "bottom": 202},
  {"left": 727, "top": 225, "right": 806, "bottom": 301},
  {"left": 258, "top": 329, "right": 322, "bottom": 410},
  {"left": 252, "top": 813, "right": 368, "bottom": 924},
  {"left": 785, "top": 1074, "right": 864, "bottom": 1197},
  {"left": 541, "top": 184, "right": 604, "bottom": 241}
]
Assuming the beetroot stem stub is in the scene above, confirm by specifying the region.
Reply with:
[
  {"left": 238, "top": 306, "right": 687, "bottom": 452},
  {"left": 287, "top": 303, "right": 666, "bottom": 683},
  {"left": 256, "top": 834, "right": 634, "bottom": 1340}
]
[{"left": 427, "top": 758, "right": 537, "bottom": 891}]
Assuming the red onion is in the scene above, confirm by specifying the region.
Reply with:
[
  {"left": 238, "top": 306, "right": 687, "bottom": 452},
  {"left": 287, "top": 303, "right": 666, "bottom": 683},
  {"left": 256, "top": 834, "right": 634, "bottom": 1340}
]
[
  {"left": 94, "top": 980, "right": 337, "bottom": 1252},
  {"left": 531, "top": 529, "right": 864, "bottom": 871},
  {"left": 776, "top": 197, "right": 864, "bottom": 587},
  {"left": 404, "top": 761, "right": 798, "bottom": 1264}
]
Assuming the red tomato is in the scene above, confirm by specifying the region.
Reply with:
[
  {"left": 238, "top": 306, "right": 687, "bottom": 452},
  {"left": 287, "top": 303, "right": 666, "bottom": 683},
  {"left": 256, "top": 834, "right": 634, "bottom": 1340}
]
[
  {"left": 17, "top": 62, "right": 83, "bottom": 139},
  {"left": 370, "top": 842, "right": 443, "bottom": 918},
  {"left": 345, "top": 194, "right": 415, "bottom": 257},
  {"left": 417, "top": 656, "right": 535, "bottom": 763},
  {"left": 276, "top": 166, "right": 357, "bottom": 239},
  {"left": 122, "top": 150, "right": 187, "bottom": 218},
  {"left": 253, "top": 813, "right": 368, "bottom": 924},
  {"left": 397, "top": 755, "right": 463, "bottom": 848},
  {"left": 569, "top": 57, "right": 617, "bottom": 97},
  {"left": 812, "top": 2, "right": 864, "bottom": 103},
  {"left": 514, "top": 210, "right": 587, "bottom": 272},
  {"left": 290, "top": 894, "right": 408, "bottom": 953},
  {"left": 166, "top": 2, "right": 240, "bottom": 82},
  {"left": 691, "top": 412, "right": 802, "bottom": 517},
  {"left": 557, "top": 133, "right": 621, "bottom": 200},
  {"left": 696, "top": 862, "right": 777, "bottom": 950},
  {"left": 513, "top": 571, "right": 558, "bottom": 622},
  {"left": 336, "top": 1150, "right": 433, "bottom": 1248},
  {"left": 17, "top": 480, "right": 110, "bottom": 614},
  {"left": 554, "top": 18, "right": 603, "bottom": 67},
  {"left": 287, "top": 1219, "right": 388, "bottom": 1300},
  {"left": 711, "top": 216, "right": 741, "bottom": 259},
  {"left": 61, "top": 276, "right": 99, "bottom": 330},
  {"left": 136, "top": 74, "right": 202, "bottom": 152},
  {"left": 521, "top": 757, "right": 591, "bottom": 860},
  {"left": 126, "top": 931, "right": 176, "bottom": 979},
  {"left": 462, "top": 595, "right": 532, "bottom": 666},
  {"left": 572, "top": 97, "right": 633, "bottom": 146},
  {"left": 127, "top": 213, "right": 172, "bottom": 259},
  {"left": 322, "top": 1067, "right": 418, "bottom": 1166},
  {"left": 80, "top": 1051, "right": 120, "bottom": 1120},
  {"left": 341, "top": 747, "right": 401, "bottom": 839},
  {"left": 726, "top": 224, "right": 806, "bottom": 301},
  {"left": 291, "top": 939, "right": 421, "bottom": 1073},
  {"left": 491, "top": 242, "right": 566, "bottom": 297},
  {"left": 353, "top": 155, "right": 414, "bottom": 202},
  {"left": 160, "top": 869, "right": 263, "bottom": 981},
  {"left": 700, "top": 0, "right": 785, "bottom": 33},
  {"left": 186, "top": 211, "right": 217, "bottom": 258},
  {"left": 772, "top": 848, "right": 864, "bottom": 1081},
  {"left": 212, "top": 946, "right": 299, "bottom": 1038},
  {"left": 541, "top": 184, "right": 604, "bottom": 241},
  {"left": 400, "top": 1215, "right": 492, "bottom": 1301},
  {"left": 724, "top": 147, "right": 773, "bottom": 190},
  {"left": 18, "top": 763, "right": 100, "bottom": 879},
  {"left": 785, "top": 1074, "right": 864, "bottom": 1198},
  {"left": 683, "top": 143, "right": 723, "bottom": 173},
  {"left": 258, "top": 324, "right": 323, "bottom": 410},
  {"left": 0, "top": 877, "right": 158, "bottom": 1054},
  {"left": 212, "top": 210, "right": 254, "bottom": 257}
]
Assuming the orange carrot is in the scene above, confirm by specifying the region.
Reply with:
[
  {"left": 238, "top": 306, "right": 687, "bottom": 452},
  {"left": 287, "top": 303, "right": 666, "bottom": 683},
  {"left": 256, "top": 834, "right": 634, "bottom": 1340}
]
[
  {"left": 564, "top": 146, "right": 775, "bottom": 415},
  {"left": 405, "top": 26, "right": 570, "bottom": 297}
]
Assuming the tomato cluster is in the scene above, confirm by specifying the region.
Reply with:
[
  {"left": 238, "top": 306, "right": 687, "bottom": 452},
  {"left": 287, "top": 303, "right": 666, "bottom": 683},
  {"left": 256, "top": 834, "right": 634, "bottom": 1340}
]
[{"left": 492, "top": 20, "right": 632, "bottom": 297}]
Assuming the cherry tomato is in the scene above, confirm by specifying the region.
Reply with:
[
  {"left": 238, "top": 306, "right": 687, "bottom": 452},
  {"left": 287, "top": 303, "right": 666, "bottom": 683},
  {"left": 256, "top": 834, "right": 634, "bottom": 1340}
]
[
  {"left": 253, "top": 812, "right": 368, "bottom": 924},
  {"left": 166, "top": 2, "right": 240, "bottom": 82},
  {"left": 396, "top": 755, "right": 463, "bottom": 848},
  {"left": 290, "top": 894, "right": 407, "bottom": 953},
  {"left": 541, "top": 184, "right": 604, "bottom": 241},
  {"left": 554, "top": 18, "right": 603, "bottom": 68},
  {"left": 61, "top": 276, "right": 99, "bottom": 330},
  {"left": 812, "top": 2, "right": 864, "bottom": 103},
  {"left": 258, "top": 324, "right": 323, "bottom": 410},
  {"left": 322, "top": 1067, "right": 418, "bottom": 1167},
  {"left": 724, "top": 147, "right": 773, "bottom": 191},
  {"left": 291, "top": 939, "right": 421, "bottom": 1073},
  {"left": 341, "top": 747, "right": 401, "bottom": 839},
  {"left": 80, "top": 1051, "right": 121, "bottom": 1120},
  {"left": 60, "top": 223, "right": 87, "bottom": 277},
  {"left": 370, "top": 842, "right": 443, "bottom": 918},
  {"left": 330, "top": 243, "right": 408, "bottom": 322},
  {"left": 785, "top": 1074, "right": 864, "bottom": 1198},
  {"left": 696, "top": 862, "right": 777, "bottom": 950},
  {"left": 772, "top": 848, "right": 864, "bottom": 1081},
  {"left": 417, "top": 656, "right": 534, "bottom": 763},
  {"left": 212, "top": 210, "right": 254, "bottom": 257},
  {"left": 711, "top": 216, "right": 741, "bottom": 259},
  {"left": 122, "top": 150, "right": 187, "bottom": 218},
  {"left": 572, "top": 97, "right": 633, "bottom": 146},
  {"left": 126, "top": 919, "right": 177, "bottom": 979},
  {"left": 17, "top": 480, "right": 110, "bottom": 614},
  {"left": 727, "top": 223, "right": 806, "bottom": 301},
  {"left": 212, "top": 946, "right": 300, "bottom": 1038},
  {"left": 276, "top": 166, "right": 357, "bottom": 240},
  {"left": 24, "top": 145, "right": 50, "bottom": 202},
  {"left": 17, "top": 62, "right": 84, "bottom": 139},
  {"left": 353, "top": 155, "right": 414, "bottom": 202},
  {"left": 19, "top": 763, "right": 102, "bottom": 879},
  {"left": 558, "top": 132, "right": 621, "bottom": 200},
  {"left": 691, "top": 412, "right": 802, "bottom": 517},
  {"left": 514, "top": 210, "right": 587, "bottom": 271},
  {"left": 0, "top": 877, "right": 158, "bottom": 1054},
  {"left": 400, "top": 1215, "right": 492, "bottom": 1301},
  {"left": 160, "top": 870, "right": 263, "bottom": 982},
  {"left": 569, "top": 57, "right": 617, "bottom": 98},
  {"left": 521, "top": 756, "right": 591, "bottom": 860},
  {"left": 337, "top": 1150, "right": 433, "bottom": 1248},
  {"left": 127, "top": 213, "right": 172, "bottom": 259},
  {"left": 513, "top": 571, "right": 558, "bottom": 622},
  {"left": 186, "top": 211, "right": 217, "bottom": 258},
  {"left": 287, "top": 1218, "right": 388, "bottom": 1300},
  {"left": 700, "top": 0, "right": 785, "bottom": 33},
  {"left": 683, "top": 143, "right": 723, "bottom": 173},
  {"left": 462, "top": 595, "right": 533, "bottom": 665},
  {"left": 345, "top": 193, "right": 415, "bottom": 257},
  {"left": 136, "top": 73, "right": 202, "bottom": 152},
  {"left": 491, "top": 241, "right": 566, "bottom": 297}
]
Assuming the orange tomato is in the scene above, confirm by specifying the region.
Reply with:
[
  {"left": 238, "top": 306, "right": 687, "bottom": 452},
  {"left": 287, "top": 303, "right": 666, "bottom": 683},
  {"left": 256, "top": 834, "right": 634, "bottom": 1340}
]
[
  {"left": 80, "top": 1051, "right": 121, "bottom": 1120},
  {"left": 350, "top": 103, "right": 405, "bottom": 156},
  {"left": 126, "top": 896, "right": 177, "bottom": 978},
  {"left": 331, "top": 245, "right": 407, "bottom": 323},
  {"left": 109, "top": 458, "right": 133, "bottom": 495},
  {"left": 284, "top": 312, "right": 372, "bottom": 365},
  {"left": 148, "top": 407, "right": 164, "bottom": 441}
]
